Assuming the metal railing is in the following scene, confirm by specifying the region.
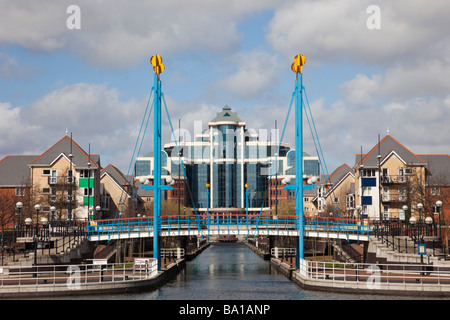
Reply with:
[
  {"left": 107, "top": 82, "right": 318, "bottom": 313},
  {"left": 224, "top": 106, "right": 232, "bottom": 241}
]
[
  {"left": 161, "top": 248, "right": 185, "bottom": 258},
  {"left": 300, "top": 259, "right": 450, "bottom": 289},
  {"left": 271, "top": 247, "right": 296, "bottom": 258},
  {"left": 372, "top": 220, "right": 447, "bottom": 258},
  {"left": 84, "top": 215, "right": 373, "bottom": 240},
  {"left": 0, "top": 260, "right": 158, "bottom": 288}
]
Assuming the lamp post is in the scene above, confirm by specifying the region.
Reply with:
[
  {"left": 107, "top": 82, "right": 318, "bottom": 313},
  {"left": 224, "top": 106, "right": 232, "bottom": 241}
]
[
  {"left": 245, "top": 183, "right": 249, "bottom": 242},
  {"left": 25, "top": 218, "right": 32, "bottom": 237},
  {"left": 50, "top": 206, "right": 56, "bottom": 236},
  {"left": 417, "top": 203, "right": 423, "bottom": 236},
  {"left": 95, "top": 205, "right": 101, "bottom": 220},
  {"left": 15, "top": 201, "right": 23, "bottom": 239},
  {"left": 409, "top": 216, "right": 417, "bottom": 239},
  {"left": 436, "top": 200, "right": 443, "bottom": 238},
  {"left": 87, "top": 160, "right": 91, "bottom": 222},
  {"left": 40, "top": 217, "right": 48, "bottom": 255},
  {"left": 33, "top": 204, "right": 40, "bottom": 277},
  {"left": 402, "top": 205, "right": 408, "bottom": 235},
  {"left": 425, "top": 216, "right": 433, "bottom": 237},
  {"left": 206, "top": 183, "right": 210, "bottom": 243}
]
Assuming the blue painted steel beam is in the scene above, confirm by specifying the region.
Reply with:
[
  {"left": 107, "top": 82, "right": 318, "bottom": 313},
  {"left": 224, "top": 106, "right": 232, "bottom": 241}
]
[
  {"left": 284, "top": 72, "right": 304, "bottom": 269},
  {"left": 296, "top": 73, "right": 304, "bottom": 267},
  {"left": 141, "top": 73, "right": 172, "bottom": 271}
]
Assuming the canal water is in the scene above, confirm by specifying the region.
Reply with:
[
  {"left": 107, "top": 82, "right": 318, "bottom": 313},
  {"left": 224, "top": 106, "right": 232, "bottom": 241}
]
[{"left": 84, "top": 242, "right": 422, "bottom": 301}]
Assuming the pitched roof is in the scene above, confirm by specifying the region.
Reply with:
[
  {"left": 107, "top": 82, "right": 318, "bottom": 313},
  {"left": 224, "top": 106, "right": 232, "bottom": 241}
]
[
  {"left": 29, "top": 135, "right": 100, "bottom": 169},
  {"left": 418, "top": 154, "right": 450, "bottom": 186},
  {"left": 355, "top": 135, "right": 426, "bottom": 169},
  {"left": 0, "top": 155, "right": 38, "bottom": 187},
  {"left": 101, "top": 164, "right": 130, "bottom": 187},
  {"left": 210, "top": 105, "right": 243, "bottom": 123},
  {"left": 325, "top": 164, "right": 354, "bottom": 186}
]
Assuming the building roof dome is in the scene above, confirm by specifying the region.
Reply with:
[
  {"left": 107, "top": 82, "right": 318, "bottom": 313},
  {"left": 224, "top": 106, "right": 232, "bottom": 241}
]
[{"left": 209, "top": 105, "right": 243, "bottom": 124}]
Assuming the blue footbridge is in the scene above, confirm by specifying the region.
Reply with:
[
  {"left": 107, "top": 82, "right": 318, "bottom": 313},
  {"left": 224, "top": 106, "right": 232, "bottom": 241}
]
[
  {"left": 108, "top": 53, "right": 373, "bottom": 271},
  {"left": 85, "top": 214, "right": 372, "bottom": 242}
]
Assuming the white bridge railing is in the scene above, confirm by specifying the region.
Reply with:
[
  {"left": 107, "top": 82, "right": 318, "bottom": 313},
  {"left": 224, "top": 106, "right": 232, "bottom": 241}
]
[
  {"left": 271, "top": 247, "right": 296, "bottom": 258},
  {"left": 298, "top": 259, "right": 450, "bottom": 291},
  {"left": 0, "top": 260, "right": 158, "bottom": 289}
]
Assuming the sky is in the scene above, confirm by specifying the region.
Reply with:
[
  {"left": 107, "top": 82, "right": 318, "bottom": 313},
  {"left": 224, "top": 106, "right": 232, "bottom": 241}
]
[{"left": 1, "top": 0, "right": 450, "bottom": 175}]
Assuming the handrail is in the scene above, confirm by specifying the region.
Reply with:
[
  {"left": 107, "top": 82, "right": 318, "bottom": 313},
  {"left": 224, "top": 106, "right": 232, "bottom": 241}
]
[
  {"left": 0, "top": 260, "right": 158, "bottom": 288},
  {"left": 300, "top": 258, "right": 450, "bottom": 288},
  {"left": 84, "top": 215, "right": 372, "bottom": 240}
]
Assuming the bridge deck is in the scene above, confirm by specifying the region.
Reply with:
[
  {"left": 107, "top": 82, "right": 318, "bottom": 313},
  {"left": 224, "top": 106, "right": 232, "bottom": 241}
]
[{"left": 85, "top": 215, "right": 372, "bottom": 242}]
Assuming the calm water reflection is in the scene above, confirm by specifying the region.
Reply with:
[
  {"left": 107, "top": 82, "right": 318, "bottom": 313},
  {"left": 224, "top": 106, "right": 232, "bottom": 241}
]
[{"left": 83, "top": 243, "right": 426, "bottom": 300}]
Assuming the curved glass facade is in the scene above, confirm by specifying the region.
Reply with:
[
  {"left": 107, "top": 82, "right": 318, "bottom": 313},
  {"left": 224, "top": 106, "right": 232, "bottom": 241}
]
[{"left": 137, "top": 106, "right": 320, "bottom": 211}]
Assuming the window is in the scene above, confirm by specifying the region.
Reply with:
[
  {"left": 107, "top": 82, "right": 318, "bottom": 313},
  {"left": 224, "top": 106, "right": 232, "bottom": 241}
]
[
  {"left": 431, "top": 187, "right": 440, "bottom": 196},
  {"left": 318, "top": 187, "right": 325, "bottom": 197},
  {"left": 101, "top": 195, "right": 110, "bottom": 210},
  {"left": 80, "top": 169, "right": 91, "bottom": 178},
  {"left": 43, "top": 169, "right": 57, "bottom": 184},
  {"left": 383, "top": 205, "right": 390, "bottom": 219},
  {"left": 361, "top": 169, "right": 376, "bottom": 177},
  {"left": 399, "top": 168, "right": 413, "bottom": 176},
  {"left": 84, "top": 188, "right": 93, "bottom": 196},
  {"left": 67, "top": 169, "right": 74, "bottom": 183},
  {"left": 382, "top": 186, "right": 389, "bottom": 201},
  {"left": 15, "top": 187, "right": 25, "bottom": 197},
  {"left": 318, "top": 198, "right": 325, "bottom": 212},
  {"left": 346, "top": 195, "right": 355, "bottom": 209},
  {"left": 362, "top": 187, "right": 372, "bottom": 196}
]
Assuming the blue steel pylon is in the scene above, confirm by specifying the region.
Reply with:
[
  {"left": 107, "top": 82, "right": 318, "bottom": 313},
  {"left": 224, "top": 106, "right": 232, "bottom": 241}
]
[
  {"left": 284, "top": 55, "right": 306, "bottom": 270},
  {"left": 142, "top": 57, "right": 172, "bottom": 271}
]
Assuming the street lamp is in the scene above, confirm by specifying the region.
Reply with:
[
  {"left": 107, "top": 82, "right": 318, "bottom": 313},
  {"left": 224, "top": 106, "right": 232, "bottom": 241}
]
[
  {"left": 402, "top": 205, "right": 408, "bottom": 219},
  {"left": 425, "top": 216, "right": 433, "bottom": 236},
  {"left": 15, "top": 201, "right": 23, "bottom": 239},
  {"left": 409, "top": 216, "right": 417, "bottom": 238},
  {"left": 417, "top": 203, "right": 423, "bottom": 236},
  {"left": 95, "top": 205, "right": 101, "bottom": 220},
  {"left": 25, "top": 218, "right": 32, "bottom": 237},
  {"left": 50, "top": 206, "right": 56, "bottom": 233},
  {"left": 33, "top": 204, "right": 41, "bottom": 277},
  {"left": 40, "top": 217, "right": 48, "bottom": 254},
  {"left": 436, "top": 200, "right": 443, "bottom": 238}
]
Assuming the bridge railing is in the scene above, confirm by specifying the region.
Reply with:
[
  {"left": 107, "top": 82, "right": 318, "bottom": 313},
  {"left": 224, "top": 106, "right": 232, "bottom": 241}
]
[
  {"left": 84, "top": 215, "right": 372, "bottom": 239},
  {"left": 0, "top": 260, "right": 158, "bottom": 289},
  {"left": 304, "top": 216, "right": 371, "bottom": 237},
  {"left": 300, "top": 258, "right": 450, "bottom": 289}
]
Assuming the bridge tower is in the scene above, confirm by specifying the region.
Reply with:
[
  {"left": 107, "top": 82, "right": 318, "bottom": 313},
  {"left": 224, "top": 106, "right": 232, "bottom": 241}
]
[
  {"left": 285, "top": 54, "right": 306, "bottom": 269},
  {"left": 142, "top": 55, "right": 173, "bottom": 271}
]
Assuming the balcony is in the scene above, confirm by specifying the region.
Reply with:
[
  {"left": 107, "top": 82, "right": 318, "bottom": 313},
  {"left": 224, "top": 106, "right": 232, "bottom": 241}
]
[
  {"left": 380, "top": 175, "right": 406, "bottom": 184},
  {"left": 381, "top": 193, "right": 407, "bottom": 203},
  {"left": 48, "top": 176, "right": 76, "bottom": 185}
]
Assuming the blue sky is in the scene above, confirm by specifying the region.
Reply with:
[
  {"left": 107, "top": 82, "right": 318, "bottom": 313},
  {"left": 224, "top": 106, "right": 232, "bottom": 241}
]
[{"left": 1, "top": 0, "right": 450, "bottom": 174}]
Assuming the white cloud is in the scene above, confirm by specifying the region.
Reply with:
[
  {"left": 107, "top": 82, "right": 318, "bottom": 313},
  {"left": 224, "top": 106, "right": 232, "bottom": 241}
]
[
  {"left": 215, "top": 50, "right": 279, "bottom": 100},
  {"left": 339, "top": 74, "right": 381, "bottom": 106},
  {"left": 267, "top": 0, "right": 450, "bottom": 65},
  {"left": 0, "top": 0, "right": 277, "bottom": 67},
  {"left": 0, "top": 83, "right": 148, "bottom": 170},
  {"left": 0, "top": 102, "right": 21, "bottom": 152}
]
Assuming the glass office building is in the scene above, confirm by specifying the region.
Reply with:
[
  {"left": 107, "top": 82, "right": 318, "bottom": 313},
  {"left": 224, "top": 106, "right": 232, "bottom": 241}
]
[{"left": 136, "top": 105, "right": 319, "bottom": 213}]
